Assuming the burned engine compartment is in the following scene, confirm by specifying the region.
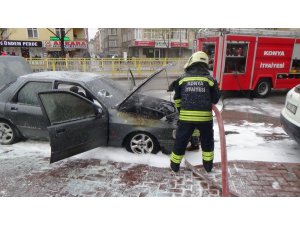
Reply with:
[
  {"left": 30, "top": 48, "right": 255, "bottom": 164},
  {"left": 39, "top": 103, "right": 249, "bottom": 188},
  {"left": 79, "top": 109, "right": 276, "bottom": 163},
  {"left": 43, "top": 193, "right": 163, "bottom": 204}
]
[{"left": 118, "top": 94, "right": 177, "bottom": 120}]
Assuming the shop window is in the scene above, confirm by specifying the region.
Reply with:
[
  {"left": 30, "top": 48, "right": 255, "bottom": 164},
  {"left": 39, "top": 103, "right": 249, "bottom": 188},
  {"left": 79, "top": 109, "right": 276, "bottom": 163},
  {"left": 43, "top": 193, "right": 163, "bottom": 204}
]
[
  {"left": 27, "top": 28, "right": 38, "bottom": 38},
  {"left": 143, "top": 48, "right": 154, "bottom": 58},
  {"left": 224, "top": 43, "right": 248, "bottom": 74},
  {"left": 202, "top": 43, "right": 215, "bottom": 71}
]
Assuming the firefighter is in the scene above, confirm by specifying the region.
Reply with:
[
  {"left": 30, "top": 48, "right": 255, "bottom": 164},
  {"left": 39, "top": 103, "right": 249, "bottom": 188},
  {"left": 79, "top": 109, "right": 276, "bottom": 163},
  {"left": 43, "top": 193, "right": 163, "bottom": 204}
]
[
  {"left": 170, "top": 51, "right": 220, "bottom": 173},
  {"left": 168, "top": 80, "right": 200, "bottom": 152}
]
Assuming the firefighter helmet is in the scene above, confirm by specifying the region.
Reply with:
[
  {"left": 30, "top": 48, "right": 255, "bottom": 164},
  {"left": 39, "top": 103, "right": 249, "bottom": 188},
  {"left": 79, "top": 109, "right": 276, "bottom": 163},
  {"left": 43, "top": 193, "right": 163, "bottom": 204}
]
[{"left": 184, "top": 51, "right": 209, "bottom": 70}]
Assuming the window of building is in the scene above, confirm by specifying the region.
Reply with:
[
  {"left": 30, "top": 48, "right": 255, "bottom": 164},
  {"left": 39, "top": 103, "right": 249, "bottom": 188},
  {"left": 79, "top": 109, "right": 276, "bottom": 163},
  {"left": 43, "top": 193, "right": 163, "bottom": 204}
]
[
  {"left": 108, "top": 29, "right": 117, "bottom": 35},
  {"left": 17, "top": 82, "right": 52, "bottom": 106},
  {"left": 134, "top": 29, "right": 141, "bottom": 39},
  {"left": 27, "top": 28, "right": 38, "bottom": 38},
  {"left": 171, "top": 29, "right": 187, "bottom": 40},
  {"left": 143, "top": 29, "right": 152, "bottom": 39},
  {"left": 55, "top": 28, "right": 65, "bottom": 37},
  {"left": 109, "top": 40, "right": 117, "bottom": 47},
  {"left": 224, "top": 43, "right": 248, "bottom": 74}
]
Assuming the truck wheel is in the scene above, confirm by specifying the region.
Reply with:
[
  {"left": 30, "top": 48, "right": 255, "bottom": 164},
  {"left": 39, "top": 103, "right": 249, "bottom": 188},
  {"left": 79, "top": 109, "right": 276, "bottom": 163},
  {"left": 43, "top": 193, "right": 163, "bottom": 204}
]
[
  {"left": 124, "top": 132, "right": 160, "bottom": 154},
  {"left": 253, "top": 79, "right": 271, "bottom": 98},
  {"left": 0, "top": 120, "right": 19, "bottom": 145}
]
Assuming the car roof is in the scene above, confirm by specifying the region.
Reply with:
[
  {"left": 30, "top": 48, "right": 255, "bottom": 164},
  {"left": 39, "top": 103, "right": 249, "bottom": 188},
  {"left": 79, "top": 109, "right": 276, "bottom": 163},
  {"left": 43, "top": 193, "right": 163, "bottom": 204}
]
[{"left": 20, "top": 71, "right": 106, "bottom": 83}]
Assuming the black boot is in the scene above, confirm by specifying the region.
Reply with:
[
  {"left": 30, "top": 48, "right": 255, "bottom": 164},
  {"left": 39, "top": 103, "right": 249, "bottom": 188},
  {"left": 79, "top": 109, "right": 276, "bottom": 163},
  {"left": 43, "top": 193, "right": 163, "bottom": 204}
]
[
  {"left": 170, "top": 161, "right": 180, "bottom": 172},
  {"left": 203, "top": 160, "right": 213, "bottom": 173}
]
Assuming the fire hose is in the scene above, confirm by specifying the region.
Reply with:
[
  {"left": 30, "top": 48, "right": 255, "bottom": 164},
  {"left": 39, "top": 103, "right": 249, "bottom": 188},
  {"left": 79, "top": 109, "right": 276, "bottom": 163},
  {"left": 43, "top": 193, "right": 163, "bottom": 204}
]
[{"left": 185, "top": 104, "right": 237, "bottom": 197}]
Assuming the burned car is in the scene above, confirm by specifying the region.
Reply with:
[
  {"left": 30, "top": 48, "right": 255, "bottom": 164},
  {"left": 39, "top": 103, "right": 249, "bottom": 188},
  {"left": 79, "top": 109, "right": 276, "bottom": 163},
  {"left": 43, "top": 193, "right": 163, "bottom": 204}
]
[{"left": 0, "top": 65, "right": 178, "bottom": 163}]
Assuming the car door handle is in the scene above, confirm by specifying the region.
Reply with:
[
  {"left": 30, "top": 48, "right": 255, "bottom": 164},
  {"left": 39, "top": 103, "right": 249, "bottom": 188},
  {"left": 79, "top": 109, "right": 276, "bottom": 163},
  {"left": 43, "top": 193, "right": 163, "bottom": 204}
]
[
  {"left": 56, "top": 128, "right": 66, "bottom": 134},
  {"left": 10, "top": 106, "right": 18, "bottom": 111}
]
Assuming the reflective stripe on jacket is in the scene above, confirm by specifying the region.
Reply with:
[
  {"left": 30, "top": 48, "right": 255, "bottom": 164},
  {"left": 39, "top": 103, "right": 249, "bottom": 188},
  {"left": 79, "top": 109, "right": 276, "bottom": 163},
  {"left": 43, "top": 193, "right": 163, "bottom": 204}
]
[{"left": 173, "top": 70, "right": 220, "bottom": 123}]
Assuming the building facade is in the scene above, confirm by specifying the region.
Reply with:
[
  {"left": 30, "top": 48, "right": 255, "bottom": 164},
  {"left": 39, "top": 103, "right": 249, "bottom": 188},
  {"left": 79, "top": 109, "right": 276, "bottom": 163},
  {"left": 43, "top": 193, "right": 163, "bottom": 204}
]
[
  {"left": 0, "top": 28, "right": 88, "bottom": 58},
  {"left": 89, "top": 28, "right": 197, "bottom": 58},
  {"left": 121, "top": 28, "right": 194, "bottom": 58}
]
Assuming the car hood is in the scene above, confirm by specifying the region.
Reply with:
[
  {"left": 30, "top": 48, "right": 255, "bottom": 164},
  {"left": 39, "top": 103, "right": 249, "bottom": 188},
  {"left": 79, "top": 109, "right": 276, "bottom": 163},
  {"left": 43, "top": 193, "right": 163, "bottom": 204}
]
[
  {"left": 117, "top": 63, "right": 175, "bottom": 107},
  {"left": 116, "top": 63, "right": 178, "bottom": 120}
]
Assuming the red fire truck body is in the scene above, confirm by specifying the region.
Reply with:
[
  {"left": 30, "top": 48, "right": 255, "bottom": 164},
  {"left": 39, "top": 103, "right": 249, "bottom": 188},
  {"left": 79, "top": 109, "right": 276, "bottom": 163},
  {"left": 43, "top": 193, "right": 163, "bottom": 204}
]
[{"left": 197, "top": 29, "right": 300, "bottom": 97}]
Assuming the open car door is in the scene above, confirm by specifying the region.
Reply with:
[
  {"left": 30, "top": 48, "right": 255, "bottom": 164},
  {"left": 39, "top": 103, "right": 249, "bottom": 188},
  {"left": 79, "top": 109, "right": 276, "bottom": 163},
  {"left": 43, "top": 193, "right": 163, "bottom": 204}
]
[{"left": 37, "top": 90, "right": 108, "bottom": 163}]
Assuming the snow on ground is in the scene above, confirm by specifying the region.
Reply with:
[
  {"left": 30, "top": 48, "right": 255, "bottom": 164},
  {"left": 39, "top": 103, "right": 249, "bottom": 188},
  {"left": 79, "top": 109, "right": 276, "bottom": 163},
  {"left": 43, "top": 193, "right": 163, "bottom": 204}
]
[
  {"left": 1, "top": 115, "right": 299, "bottom": 168},
  {"left": 222, "top": 97, "right": 283, "bottom": 117}
]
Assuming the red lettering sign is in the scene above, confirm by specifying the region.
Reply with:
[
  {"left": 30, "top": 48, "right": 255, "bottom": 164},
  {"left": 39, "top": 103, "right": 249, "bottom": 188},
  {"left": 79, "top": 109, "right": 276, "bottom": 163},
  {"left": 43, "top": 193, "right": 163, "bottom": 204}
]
[
  {"left": 135, "top": 41, "right": 155, "bottom": 47},
  {"left": 170, "top": 42, "right": 189, "bottom": 48}
]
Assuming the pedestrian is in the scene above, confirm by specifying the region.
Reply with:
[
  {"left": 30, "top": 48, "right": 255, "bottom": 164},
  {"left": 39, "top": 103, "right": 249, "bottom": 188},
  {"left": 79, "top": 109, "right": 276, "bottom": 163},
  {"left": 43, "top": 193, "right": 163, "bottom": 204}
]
[{"left": 170, "top": 51, "right": 221, "bottom": 173}]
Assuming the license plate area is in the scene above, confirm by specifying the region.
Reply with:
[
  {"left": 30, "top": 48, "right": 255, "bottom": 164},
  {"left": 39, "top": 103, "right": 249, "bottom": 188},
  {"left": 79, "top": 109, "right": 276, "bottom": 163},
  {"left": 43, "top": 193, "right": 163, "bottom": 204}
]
[{"left": 286, "top": 101, "right": 297, "bottom": 114}]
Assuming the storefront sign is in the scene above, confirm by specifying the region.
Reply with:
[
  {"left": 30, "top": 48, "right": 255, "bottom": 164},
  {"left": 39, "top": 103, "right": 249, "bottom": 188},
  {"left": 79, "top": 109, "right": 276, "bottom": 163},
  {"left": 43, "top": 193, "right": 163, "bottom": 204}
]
[
  {"left": 50, "top": 36, "right": 70, "bottom": 41},
  {"left": 135, "top": 41, "right": 155, "bottom": 47},
  {"left": 43, "top": 41, "right": 87, "bottom": 49},
  {"left": 0, "top": 40, "right": 42, "bottom": 47},
  {"left": 155, "top": 41, "right": 168, "bottom": 48},
  {"left": 170, "top": 42, "right": 189, "bottom": 48}
]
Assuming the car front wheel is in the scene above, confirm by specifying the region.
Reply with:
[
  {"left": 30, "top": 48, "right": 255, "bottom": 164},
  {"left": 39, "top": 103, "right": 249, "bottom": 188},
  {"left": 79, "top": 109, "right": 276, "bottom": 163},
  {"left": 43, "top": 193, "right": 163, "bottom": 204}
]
[
  {"left": 125, "top": 132, "right": 160, "bottom": 154},
  {"left": 0, "top": 121, "right": 18, "bottom": 145}
]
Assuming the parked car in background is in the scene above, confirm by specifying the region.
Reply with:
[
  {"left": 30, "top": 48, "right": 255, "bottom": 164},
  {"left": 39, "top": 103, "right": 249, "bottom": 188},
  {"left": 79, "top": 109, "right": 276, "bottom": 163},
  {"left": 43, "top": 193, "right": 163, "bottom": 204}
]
[
  {"left": 0, "top": 65, "right": 178, "bottom": 163},
  {"left": 0, "top": 56, "right": 32, "bottom": 92},
  {"left": 280, "top": 84, "right": 300, "bottom": 145}
]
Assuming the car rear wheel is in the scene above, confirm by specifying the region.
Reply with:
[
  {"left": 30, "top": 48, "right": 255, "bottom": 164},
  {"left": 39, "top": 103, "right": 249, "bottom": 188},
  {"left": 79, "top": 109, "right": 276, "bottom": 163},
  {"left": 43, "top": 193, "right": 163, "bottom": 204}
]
[
  {"left": 124, "top": 132, "right": 160, "bottom": 154},
  {"left": 0, "top": 121, "right": 18, "bottom": 145}
]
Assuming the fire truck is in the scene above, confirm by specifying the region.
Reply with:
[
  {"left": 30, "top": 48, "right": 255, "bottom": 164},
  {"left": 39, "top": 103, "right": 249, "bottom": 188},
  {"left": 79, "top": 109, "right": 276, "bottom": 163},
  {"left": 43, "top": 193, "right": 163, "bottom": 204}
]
[{"left": 196, "top": 29, "right": 300, "bottom": 97}]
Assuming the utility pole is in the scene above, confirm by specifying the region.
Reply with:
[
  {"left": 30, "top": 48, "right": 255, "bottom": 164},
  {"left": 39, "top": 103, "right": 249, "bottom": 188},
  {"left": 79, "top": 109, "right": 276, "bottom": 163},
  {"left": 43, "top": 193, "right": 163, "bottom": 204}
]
[
  {"left": 60, "top": 28, "right": 66, "bottom": 58},
  {"left": 179, "top": 29, "right": 182, "bottom": 58}
]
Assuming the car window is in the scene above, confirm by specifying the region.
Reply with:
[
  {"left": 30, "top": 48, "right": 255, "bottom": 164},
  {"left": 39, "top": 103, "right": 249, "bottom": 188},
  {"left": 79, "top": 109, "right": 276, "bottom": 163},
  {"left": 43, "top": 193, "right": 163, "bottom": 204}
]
[
  {"left": 57, "top": 83, "right": 87, "bottom": 97},
  {"left": 56, "top": 82, "right": 101, "bottom": 105},
  {"left": 39, "top": 92, "right": 96, "bottom": 124},
  {"left": 17, "top": 82, "right": 52, "bottom": 106}
]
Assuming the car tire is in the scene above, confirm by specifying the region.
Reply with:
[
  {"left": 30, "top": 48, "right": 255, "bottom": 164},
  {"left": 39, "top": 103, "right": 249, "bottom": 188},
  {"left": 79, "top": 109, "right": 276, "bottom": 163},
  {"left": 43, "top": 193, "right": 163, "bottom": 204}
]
[
  {"left": 0, "top": 120, "right": 19, "bottom": 145},
  {"left": 124, "top": 132, "right": 160, "bottom": 154},
  {"left": 253, "top": 79, "right": 271, "bottom": 98}
]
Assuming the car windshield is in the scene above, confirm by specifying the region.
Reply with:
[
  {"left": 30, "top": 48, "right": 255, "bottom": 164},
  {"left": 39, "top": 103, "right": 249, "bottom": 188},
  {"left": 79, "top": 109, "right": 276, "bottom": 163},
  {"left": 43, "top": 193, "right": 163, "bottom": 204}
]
[{"left": 86, "top": 77, "right": 129, "bottom": 107}]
